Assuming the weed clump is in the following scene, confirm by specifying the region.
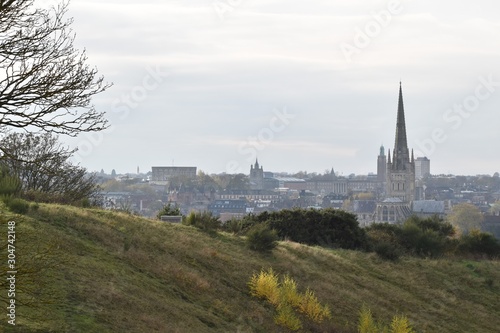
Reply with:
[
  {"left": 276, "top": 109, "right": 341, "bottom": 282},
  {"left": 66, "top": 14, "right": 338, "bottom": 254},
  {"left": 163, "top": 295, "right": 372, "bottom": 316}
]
[{"left": 248, "top": 268, "right": 331, "bottom": 331}]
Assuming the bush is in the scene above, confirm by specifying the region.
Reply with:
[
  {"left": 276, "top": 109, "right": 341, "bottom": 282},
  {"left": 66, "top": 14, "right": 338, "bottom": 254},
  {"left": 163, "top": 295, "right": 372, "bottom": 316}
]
[
  {"left": 358, "top": 305, "right": 414, "bottom": 333},
  {"left": 248, "top": 268, "right": 331, "bottom": 331},
  {"left": 260, "top": 208, "right": 368, "bottom": 250},
  {"left": 2, "top": 196, "right": 30, "bottom": 214},
  {"left": 367, "top": 216, "right": 455, "bottom": 259},
  {"left": 373, "top": 240, "right": 402, "bottom": 261},
  {"left": 458, "top": 230, "right": 500, "bottom": 258},
  {"left": 248, "top": 268, "right": 280, "bottom": 305},
  {"left": 222, "top": 216, "right": 255, "bottom": 235},
  {"left": 156, "top": 202, "right": 181, "bottom": 220},
  {"left": 358, "top": 305, "right": 378, "bottom": 333},
  {"left": 183, "top": 211, "right": 220, "bottom": 233},
  {"left": 246, "top": 223, "right": 278, "bottom": 252}
]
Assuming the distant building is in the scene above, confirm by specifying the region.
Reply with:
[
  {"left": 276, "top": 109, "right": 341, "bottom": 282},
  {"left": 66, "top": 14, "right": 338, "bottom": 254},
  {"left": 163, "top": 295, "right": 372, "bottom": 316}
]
[
  {"left": 249, "top": 159, "right": 264, "bottom": 190},
  {"left": 415, "top": 157, "right": 431, "bottom": 179},
  {"left": 412, "top": 200, "right": 445, "bottom": 218},
  {"left": 377, "top": 145, "right": 387, "bottom": 183},
  {"left": 151, "top": 166, "right": 197, "bottom": 183},
  {"left": 208, "top": 199, "right": 248, "bottom": 217}
]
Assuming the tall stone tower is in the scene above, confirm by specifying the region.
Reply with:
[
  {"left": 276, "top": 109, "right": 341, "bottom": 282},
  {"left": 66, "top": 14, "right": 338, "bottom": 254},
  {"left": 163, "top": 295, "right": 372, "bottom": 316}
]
[
  {"left": 386, "top": 83, "right": 415, "bottom": 202},
  {"left": 249, "top": 159, "right": 264, "bottom": 190},
  {"left": 377, "top": 145, "right": 387, "bottom": 183}
]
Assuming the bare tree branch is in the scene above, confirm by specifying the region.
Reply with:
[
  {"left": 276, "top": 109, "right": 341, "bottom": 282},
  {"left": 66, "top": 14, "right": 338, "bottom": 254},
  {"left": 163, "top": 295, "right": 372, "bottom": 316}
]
[{"left": 0, "top": 0, "right": 111, "bottom": 136}]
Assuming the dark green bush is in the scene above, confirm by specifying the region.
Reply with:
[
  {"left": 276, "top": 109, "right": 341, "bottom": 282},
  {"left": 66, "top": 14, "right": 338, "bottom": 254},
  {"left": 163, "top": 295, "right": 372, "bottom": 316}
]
[
  {"left": 156, "top": 202, "right": 181, "bottom": 219},
  {"left": 366, "top": 216, "right": 455, "bottom": 259},
  {"left": 458, "top": 230, "right": 500, "bottom": 258},
  {"left": 263, "top": 208, "right": 368, "bottom": 250},
  {"left": 222, "top": 215, "right": 256, "bottom": 235},
  {"left": 373, "top": 241, "right": 401, "bottom": 261},
  {"left": 183, "top": 211, "right": 220, "bottom": 233},
  {"left": 246, "top": 223, "right": 278, "bottom": 252}
]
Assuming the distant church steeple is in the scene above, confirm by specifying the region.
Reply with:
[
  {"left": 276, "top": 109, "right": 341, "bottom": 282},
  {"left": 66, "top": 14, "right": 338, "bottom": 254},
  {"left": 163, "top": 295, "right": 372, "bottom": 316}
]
[
  {"left": 392, "top": 82, "right": 411, "bottom": 171},
  {"left": 386, "top": 82, "right": 415, "bottom": 202}
]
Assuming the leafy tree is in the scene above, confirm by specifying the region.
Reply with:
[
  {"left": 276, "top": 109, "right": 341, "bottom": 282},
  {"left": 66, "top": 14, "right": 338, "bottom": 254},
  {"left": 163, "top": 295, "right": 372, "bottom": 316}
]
[
  {"left": 0, "top": 132, "right": 99, "bottom": 203},
  {"left": 0, "top": 0, "right": 110, "bottom": 135},
  {"left": 447, "top": 203, "right": 484, "bottom": 235}
]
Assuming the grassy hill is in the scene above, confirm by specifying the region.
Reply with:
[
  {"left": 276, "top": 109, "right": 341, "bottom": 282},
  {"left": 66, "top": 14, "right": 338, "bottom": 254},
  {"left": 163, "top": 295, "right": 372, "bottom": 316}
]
[{"left": 1, "top": 203, "right": 500, "bottom": 332}]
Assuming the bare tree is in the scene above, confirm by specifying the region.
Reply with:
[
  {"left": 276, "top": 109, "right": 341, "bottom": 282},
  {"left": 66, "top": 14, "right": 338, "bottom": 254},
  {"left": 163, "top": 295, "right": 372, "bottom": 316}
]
[
  {"left": 0, "top": 131, "right": 99, "bottom": 203},
  {"left": 0, "top": 0, "right": 110, "bottom": 136}
]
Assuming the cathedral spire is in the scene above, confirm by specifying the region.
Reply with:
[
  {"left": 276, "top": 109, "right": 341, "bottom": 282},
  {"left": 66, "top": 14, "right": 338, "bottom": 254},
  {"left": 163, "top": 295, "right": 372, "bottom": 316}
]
[{"left": 392, "top": 82, "right": 410, "bottom": 170}]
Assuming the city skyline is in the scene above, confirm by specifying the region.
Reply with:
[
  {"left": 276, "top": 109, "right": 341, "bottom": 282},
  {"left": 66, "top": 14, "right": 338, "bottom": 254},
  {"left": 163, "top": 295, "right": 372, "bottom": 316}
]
[{"left": 55, "top": 0, "right": 499, "bottom": 176}]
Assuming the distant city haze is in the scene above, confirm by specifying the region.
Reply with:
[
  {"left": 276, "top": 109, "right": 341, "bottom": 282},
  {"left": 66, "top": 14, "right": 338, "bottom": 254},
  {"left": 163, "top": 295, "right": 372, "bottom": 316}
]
[{"left": 61, "top": 0, "right": 500, "bottom": 176}]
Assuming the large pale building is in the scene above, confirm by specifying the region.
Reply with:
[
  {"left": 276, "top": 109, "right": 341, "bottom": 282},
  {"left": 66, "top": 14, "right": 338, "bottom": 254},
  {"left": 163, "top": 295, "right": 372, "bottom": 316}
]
[{"left": 151, "top": 166, "right": 197, "bottom": 183}]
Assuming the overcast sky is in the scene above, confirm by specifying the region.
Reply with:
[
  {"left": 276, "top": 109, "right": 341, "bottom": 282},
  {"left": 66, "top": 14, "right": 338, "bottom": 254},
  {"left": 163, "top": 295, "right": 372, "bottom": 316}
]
[{"left": 55, "top": 0, "right": 500, "bottom": 176}]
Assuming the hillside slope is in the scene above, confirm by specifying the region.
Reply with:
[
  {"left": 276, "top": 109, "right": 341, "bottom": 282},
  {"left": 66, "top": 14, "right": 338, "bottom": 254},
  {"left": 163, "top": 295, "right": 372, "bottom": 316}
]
[{"left": 1, "top": 204, "right": 500, "bottom": 332}]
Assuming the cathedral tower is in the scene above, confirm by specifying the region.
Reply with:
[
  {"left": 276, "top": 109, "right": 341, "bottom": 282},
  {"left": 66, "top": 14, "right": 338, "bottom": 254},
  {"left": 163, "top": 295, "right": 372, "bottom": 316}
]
[{"left": 386, "top": 83, "right": 415, "bottom": 202}]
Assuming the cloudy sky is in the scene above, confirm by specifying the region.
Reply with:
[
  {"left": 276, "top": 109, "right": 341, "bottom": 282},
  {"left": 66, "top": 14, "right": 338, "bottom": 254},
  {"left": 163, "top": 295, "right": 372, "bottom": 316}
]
[{"left": 56, "top": 0, "right": 500, "bottom": 176}]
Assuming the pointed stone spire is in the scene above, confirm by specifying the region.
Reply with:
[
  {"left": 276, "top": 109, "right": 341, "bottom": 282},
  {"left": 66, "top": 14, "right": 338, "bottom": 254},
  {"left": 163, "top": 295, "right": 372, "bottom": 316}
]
[
  {"left": 254, "top": 158, "right": 259, "bottom": 169},
  {"left": 392, "top": 82, "right": 410, "bottom": 170},
  {"left": 387, "top": 149, "right": 391, "bottom": 164}
]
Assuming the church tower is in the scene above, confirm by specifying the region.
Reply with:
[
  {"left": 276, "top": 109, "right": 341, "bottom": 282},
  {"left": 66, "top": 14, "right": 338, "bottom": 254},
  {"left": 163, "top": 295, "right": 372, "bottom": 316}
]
[
  {"left": 249, "top": 159, "right": 264, "bottom": 190},
  {"left": 386, "top": 83, "right": 415, "bottom": 202}
]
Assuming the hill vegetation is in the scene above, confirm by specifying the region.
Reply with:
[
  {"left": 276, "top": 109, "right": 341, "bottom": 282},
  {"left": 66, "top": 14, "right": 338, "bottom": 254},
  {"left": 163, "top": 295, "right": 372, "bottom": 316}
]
[{"left": 1, "top": 203, "right": 500, "bottom": 332}]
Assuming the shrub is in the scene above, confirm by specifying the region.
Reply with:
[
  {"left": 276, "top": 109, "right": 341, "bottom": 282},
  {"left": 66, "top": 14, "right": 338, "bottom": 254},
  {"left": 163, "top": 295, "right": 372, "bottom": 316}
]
[
  {"left": 246, "top": 223, "right": 278, "bottom": 252},
  {"left": 183, "top": 211, "right": 220, "bottom": 233},
  {"left": 262, "top": 208, "right": 368, "bottom": 250},
  {"left": 358, "top": 305, "right": 378, "bottom": 333},
  {"left": 222, "top": 216, "right": 255, "bottom": 235},
  {"left": 248, "top": 269, "right": 332, "bottom": 330},
  {"left": 298, "top": 288, "right": 332, "bottom": 323},
  {"left": 458, "top": 229, "right": 500, "bottom": 258},
  {"left": 156, "top": 202, "right": 181, "bottom": 219},
  {"left": 390, "top": 315, "right": 414, "bottom": 333},
  {"left": 358, "top": 306, "right": 414, "bottom": 333},
  {"left": 3, "top": 196, "right": 30, "bottom": 214},
  {"left": 275, "top": 304, "right": 302, "bottom": 331},
  {"left": 367, "top": 216, "right": 455, "bottom": 259},
  {"left": 373, "top": 240, "right": 402, "bottom": 261},
  {"left": 248, "top": 268, "right": 280, "bottom": 305}
]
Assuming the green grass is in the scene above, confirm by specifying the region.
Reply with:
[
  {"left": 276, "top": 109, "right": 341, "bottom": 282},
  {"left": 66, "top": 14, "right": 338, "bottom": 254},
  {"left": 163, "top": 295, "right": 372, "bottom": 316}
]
[{"left": 1, "top": 203, "right": 499, "bottom": 332}]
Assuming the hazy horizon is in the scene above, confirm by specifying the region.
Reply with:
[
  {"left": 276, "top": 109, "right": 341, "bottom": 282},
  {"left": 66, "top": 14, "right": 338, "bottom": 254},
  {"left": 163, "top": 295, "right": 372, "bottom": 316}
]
[{"left": 52, "top": 0, "right": 499, "bottom": 176}]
